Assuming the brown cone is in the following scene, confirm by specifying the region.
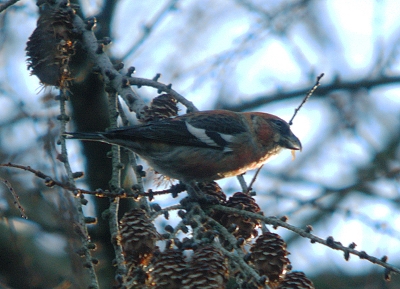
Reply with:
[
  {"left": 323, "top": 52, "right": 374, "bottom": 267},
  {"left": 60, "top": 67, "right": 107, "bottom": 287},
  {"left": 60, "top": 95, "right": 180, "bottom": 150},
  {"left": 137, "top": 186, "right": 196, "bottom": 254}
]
[
  {"left": 150, "top": 248, "right": 187, "bottom": 289},
  {"left": 142, "top": 94, "right": 179, "bottom": 122},
  {"left": 26, "top": 2, "right": 77, "bottom": 88},
  {"left": 198, "top": 181, "right": 227, "bottom": 204},
  {"left": 277, "top": 271, "right": 315, "bottom": 289},
  {"left": 219, "top": 192, "right": 261, "bottom": 240},
  {"left": 250, "top": 232, "right": 290, "bottom": 286},
  {"left": 118, "top": 208, "right": 159, "bottom": 267},
  {"left": 182, "top": 245, "right": 228, "bottom": 289}
]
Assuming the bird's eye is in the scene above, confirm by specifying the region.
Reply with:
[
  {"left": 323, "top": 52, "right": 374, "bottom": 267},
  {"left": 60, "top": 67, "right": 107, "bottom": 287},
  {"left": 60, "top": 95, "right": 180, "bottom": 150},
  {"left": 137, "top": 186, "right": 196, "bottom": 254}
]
[
  {"left": 273, "top": 119, "right": 289, "bottom": 132},
  {"left": 273, "top": 120, "right": 284, "bottom": 127}
]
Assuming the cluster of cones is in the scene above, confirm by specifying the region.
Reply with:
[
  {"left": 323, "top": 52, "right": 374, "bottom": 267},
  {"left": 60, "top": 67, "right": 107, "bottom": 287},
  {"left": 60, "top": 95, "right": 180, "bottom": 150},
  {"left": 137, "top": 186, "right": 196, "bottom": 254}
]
[{"left": 117, "top": 182, "right": 314, "bottom": 289}]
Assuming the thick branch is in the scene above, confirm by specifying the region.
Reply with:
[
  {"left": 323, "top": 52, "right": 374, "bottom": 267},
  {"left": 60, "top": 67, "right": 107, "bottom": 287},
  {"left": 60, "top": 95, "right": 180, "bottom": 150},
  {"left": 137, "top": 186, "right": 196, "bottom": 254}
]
[{"left": 72, "top": 13, "right": 147, "bottom": 117}]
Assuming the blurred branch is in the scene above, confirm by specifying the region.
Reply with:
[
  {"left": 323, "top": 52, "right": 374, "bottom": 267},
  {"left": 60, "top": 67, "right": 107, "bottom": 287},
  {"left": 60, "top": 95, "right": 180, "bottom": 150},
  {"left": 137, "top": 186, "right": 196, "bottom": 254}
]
[
  {"left": 275, "top": 186, "right": 400, "bottom": 242},
  {"left": 121, "top": 0, "right": 179, "bottom": 60},
  {"left": 0, "top": 0, "right": 19, "bottom": 13},
  {"left": 94, "top": 0, "right": 118, "bottom": 39},
  {"left": 220, "top": 75, "right": 400, "bottom": 111}
]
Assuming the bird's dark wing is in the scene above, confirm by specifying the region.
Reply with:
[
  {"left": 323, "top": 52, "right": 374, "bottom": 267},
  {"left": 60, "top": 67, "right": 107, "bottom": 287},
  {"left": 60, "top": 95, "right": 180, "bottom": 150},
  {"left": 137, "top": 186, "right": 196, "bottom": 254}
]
[{"left": 104, "top": 110, "right": 247, "bottom": 151}]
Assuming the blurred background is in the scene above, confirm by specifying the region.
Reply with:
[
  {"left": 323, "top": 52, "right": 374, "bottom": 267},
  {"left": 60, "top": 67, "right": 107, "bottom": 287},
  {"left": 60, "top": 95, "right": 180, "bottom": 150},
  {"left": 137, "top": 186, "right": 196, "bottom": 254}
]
[{"left": 0, "top": 0, "right": 400, "bottom": 288}]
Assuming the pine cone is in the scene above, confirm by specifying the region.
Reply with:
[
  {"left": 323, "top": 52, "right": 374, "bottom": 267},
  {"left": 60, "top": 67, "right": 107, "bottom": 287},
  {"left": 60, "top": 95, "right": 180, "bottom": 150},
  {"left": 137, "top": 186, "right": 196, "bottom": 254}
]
[
  {"left": 198, "top": 181, "right": 226, "bottom": 204},
  {"left": 182, "top": 245, "right": 228, "bottom": 289},
  {"left": 277, "top": 272, "right": 314, "bottom": 289},
  {"left": 118, "top": 208, "right": 159, "bottom": 267},
  {"left": 219, "top": 192, "right": 261, "bottom": 240},
  {"left": 142, "top": 94, "right": 179, "bottom": 122},
  {"left": 150, "top": 248, "right": 187, "bottom": 289},
  {"left": 26, "top": 1, "right": 77, "bottom": 87},
  {"left": 250, "top": 232, "right": 290, "bottom": 285}
]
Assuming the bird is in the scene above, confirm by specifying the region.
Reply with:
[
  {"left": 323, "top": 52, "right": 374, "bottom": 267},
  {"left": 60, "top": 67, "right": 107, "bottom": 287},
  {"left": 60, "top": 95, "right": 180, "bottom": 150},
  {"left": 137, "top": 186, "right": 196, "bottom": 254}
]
[{"left": 64, "top": 109, "right": 301, "bottom": 183}]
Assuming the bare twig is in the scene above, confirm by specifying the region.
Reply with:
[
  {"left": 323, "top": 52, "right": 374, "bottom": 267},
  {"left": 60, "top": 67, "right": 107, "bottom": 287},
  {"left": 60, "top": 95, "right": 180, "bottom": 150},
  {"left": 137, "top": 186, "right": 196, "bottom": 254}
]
[
  {"left": 58, "top": 86, "right": 100, "bottom": 288},
  {"left": 0, "top": 163, "right": 101, "bottom": 196},
  {"left": 149, "top": 204, "right": 183, "bottom": 221},
  {"left": 195, "top": 209, "right": 269, "bottom": 288},
  {"left": 139, "top": 183, "right": 187, "bottom": 199},
  {"left": 128, "top": 76, "right": 198, "bottom": 112},
  {"left": 236, "top": 174, "right": 249, "bottom": 193},
  {"left": 216, "top": 244, "right": 269, "bottom": 289},
  {"left": 211, "top": 205, "right": 400, "bottom": 276},
  {"left": 236, "top": 165, "right": 263, "bottom": 195},
  {"left": 107, "top": 91, "right": 128, "bottom": 279},
  {"left": 246, "top": 165, "right": 264, "bottom": 194},
  {"left": 0, "top": 177, "right": 27, "bottom": 219},
  {"left": 288, "top": 73, "right": 324, "bottom": 125},
  {"left": 0, "top": 162, "right": 150, "bottom": 199}
]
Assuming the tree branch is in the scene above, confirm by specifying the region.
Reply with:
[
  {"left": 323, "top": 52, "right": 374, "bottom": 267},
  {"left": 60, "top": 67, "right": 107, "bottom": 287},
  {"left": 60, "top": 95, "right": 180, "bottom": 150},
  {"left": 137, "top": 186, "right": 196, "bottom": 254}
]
[
  {"left": 211, "top": 205, "right": 400, "bottom": 277},
  {"left": 0, "top": 0, "right": 19, "bottom": 13},
  {"left": 220, "top": 75, "right": 400, "bottom": 111}
]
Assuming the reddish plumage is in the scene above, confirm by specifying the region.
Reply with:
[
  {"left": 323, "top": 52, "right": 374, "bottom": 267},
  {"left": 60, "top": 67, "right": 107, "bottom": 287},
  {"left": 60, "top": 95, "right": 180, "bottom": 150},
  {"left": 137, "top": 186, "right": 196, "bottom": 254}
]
[{"left": 65, "top": 110, "right": 301, "bottom": 182}]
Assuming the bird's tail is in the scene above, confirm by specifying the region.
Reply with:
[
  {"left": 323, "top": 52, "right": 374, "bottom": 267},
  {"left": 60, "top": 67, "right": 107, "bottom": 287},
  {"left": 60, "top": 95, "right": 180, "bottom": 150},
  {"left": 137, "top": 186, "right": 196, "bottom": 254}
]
[{"left": 63, "top": 132, "right": 104, "bottom": 141}]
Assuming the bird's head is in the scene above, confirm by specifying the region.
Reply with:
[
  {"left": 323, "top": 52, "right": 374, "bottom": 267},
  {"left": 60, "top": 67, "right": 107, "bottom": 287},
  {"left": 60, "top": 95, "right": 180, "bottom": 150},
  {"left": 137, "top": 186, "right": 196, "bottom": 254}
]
[{"left": 248, "top": 112, "right": 302, "bottom": 152}]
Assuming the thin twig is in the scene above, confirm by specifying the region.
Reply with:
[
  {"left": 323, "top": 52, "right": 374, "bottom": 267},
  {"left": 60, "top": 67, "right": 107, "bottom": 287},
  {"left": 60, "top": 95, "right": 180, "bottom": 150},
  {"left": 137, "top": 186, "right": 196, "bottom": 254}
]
[
  {"left": 211, "top": 205, "right": 400, "bottom": 276},
  {"left": 246, "top": 165, "right": 264, "bottom": 194},
  {"left": 149, "top": 204, "right": 183, "bottom": 221},
  {"left": 139, "top": 183, "right": 187, "bottom": 199},
  {"left": 215, "top": 244, "right": 269, "bottom": 289},
  {"left": 288, "top": 73, "right": 324, "bottom": 125},
  {"left": 236, "top": 174, "right": 248, "bottom": 193},
  {"left": 128, "top": 76, "right": 198, "bottom": 112},
  {"left": 0, "top": 177, "right": 27, "bottom": 219},
  {"left": 58, "top": 86, "right": 100, "bottom": 288},
  {"left": 196, "top": 209, "right": 269, "bottom": 288},
  {"left": 107, "top": 91, "right": 128, "bottom": 278},
  {"left": 0, "top": 163, "right": 124, "bottom": 197},
  {"left": 128, "top": 150, "right": 150, "bottom": 211}
]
